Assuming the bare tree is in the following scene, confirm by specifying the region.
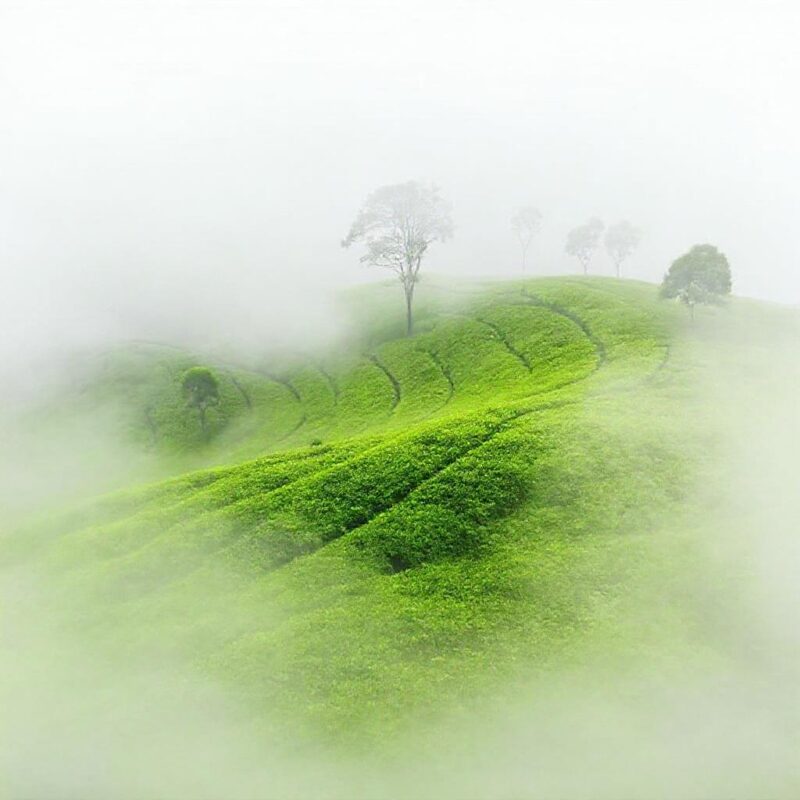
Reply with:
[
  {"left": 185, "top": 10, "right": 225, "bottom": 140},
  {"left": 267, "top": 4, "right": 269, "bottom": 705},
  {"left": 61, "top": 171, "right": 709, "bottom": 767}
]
[
  {"left": 510, "top": 206, "right": 542, "bottom": 273},
  {"left": 604, "top": 221, "right": 641, "bottom": 278},
  {"left": 342, "top": 181, "right": 453, "bottom": 336},
  {"left": 565, "top": 218, "right": 604, "bottom": 275}
]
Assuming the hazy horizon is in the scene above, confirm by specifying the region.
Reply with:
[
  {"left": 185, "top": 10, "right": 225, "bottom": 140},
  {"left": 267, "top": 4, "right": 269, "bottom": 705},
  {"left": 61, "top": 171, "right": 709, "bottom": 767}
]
[
  {"left": 2, "top": 5, "right": 800, "bottom": 795},
  {"left": 2, "top": 0, "right": 799, "bottom": 380}
]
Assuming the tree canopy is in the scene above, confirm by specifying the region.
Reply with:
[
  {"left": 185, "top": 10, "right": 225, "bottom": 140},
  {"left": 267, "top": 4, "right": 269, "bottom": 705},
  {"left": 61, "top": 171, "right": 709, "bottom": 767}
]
[
  {"left": 342, "top": 181, "right": 453, "bottom": 335},
  {"left": 604, "top": 221, "right": 641, "bottom": 278},
  {"left": 565, "top": 218, "right": 604, "bottom": 274},
  {"left": 181, "top": 366, "right": 220, "bottom": 431},
  {"left": 660, "top": 244, "right": 732, "bottom": 317}
]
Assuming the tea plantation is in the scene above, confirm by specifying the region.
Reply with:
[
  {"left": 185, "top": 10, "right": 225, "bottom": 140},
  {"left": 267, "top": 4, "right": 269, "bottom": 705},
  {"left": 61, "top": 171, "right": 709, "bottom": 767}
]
[{"left": 5, "top": 276, "right": 711, "bottom": 751}]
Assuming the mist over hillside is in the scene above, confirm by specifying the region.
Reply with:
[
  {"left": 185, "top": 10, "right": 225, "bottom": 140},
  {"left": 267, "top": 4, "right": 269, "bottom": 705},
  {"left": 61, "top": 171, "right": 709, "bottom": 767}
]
[
  {"left": 2, "top": 1, "right": 799, "bottom": 798},
  {"left": 2, "top": 276, "right": 799, "bottom": 798}
]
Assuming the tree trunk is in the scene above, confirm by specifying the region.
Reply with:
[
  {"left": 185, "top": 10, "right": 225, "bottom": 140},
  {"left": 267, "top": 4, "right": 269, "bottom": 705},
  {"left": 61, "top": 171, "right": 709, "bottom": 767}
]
[
  {"left": 615, "top": 260, "right": 621, "bottom": 279},
  {"left": 198, "top": 405, "right": 207, "bottom": 432},
  {"left": 405, "top": 283, "right": 414, "bottom": 336}
]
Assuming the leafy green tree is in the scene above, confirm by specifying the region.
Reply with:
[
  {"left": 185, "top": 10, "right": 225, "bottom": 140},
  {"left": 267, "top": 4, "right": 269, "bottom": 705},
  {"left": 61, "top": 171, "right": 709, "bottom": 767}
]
[
  {"left": 181, "top": 366, "right": 220, "bottom": 432},
  {"left": 342, "top": 181, "right": 453, "bottom": 336},
  {"left": 660, "top": 244, "right": 732, "bottom": 319}
]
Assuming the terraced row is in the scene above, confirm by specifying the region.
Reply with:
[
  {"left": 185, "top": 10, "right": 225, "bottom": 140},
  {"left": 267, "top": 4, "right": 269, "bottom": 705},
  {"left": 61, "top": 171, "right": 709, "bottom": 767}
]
[
  {"left": 221, "top": 296, "right": 603, "bottom": 452},
  {"left": 44, "top": 406, "right": 547, "bottom": 600},
  {"left": 24, "top": 280, "right": 670, "bottom": 568},
  {"left": 253, "top": 280, "right": 666, "bottom": 444}
]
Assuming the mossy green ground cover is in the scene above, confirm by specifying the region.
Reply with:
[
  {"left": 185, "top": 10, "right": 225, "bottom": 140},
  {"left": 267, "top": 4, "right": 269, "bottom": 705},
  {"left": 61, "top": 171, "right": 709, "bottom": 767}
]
[{"left": 4, "top": 277, "right": 711, "bottom": 750}]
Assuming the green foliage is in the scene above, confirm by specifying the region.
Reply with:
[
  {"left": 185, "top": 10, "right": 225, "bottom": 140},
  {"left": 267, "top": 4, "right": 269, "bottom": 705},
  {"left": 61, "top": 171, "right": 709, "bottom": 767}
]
[
  {"left": 181, "top": 366, "right": 220, "bottom": 432},
  {"left": 660, "top": 244, "right": 732, "bottom": 312}
]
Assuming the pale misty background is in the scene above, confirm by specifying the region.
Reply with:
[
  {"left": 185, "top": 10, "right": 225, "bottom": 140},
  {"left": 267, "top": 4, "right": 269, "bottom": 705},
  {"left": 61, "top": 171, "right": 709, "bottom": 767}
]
[{"left": 2, "top": 0, "right": 798, "bottom": 377}]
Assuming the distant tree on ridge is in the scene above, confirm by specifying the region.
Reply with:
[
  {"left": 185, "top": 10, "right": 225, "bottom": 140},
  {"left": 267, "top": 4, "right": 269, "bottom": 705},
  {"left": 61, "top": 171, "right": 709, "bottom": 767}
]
[
  {"left": 604, "top": 221, "right": 641, "bottom": 278},
  {"left": 511, "top": 206, "right": 542, "bottom": 274},
  {"left": 566, "top": 218, "right": 604, "bottom": 275},
  {"left": 660, "top": 244, "right": 732, "bottom": 319},
  {"left": 342, "top": 181, "right": 453, "bottom": 336}
]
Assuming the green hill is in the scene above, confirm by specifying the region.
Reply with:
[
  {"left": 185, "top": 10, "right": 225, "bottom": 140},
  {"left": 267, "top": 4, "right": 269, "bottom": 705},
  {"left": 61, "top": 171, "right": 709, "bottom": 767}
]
[{"left": 6, "top": 276, "right": 794, "bottom": 797}]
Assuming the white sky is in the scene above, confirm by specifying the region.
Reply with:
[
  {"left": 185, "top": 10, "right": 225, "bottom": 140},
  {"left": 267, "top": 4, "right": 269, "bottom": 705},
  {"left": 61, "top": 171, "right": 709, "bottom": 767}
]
[{"left": 1, "top": 0, "right": 799, "bottom": 367}]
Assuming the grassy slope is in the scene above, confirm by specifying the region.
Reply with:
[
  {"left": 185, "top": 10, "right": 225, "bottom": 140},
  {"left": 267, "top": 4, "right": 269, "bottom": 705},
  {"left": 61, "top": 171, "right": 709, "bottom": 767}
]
[{"left": 6, "top": 276, "right": 712, "bottom": 750}]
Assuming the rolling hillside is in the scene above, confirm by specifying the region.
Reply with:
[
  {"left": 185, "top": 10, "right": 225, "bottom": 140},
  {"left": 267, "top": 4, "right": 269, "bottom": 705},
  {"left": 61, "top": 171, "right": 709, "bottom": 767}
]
[{"left": 8, "top": 275, "right": 793, "bottom": 797}]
